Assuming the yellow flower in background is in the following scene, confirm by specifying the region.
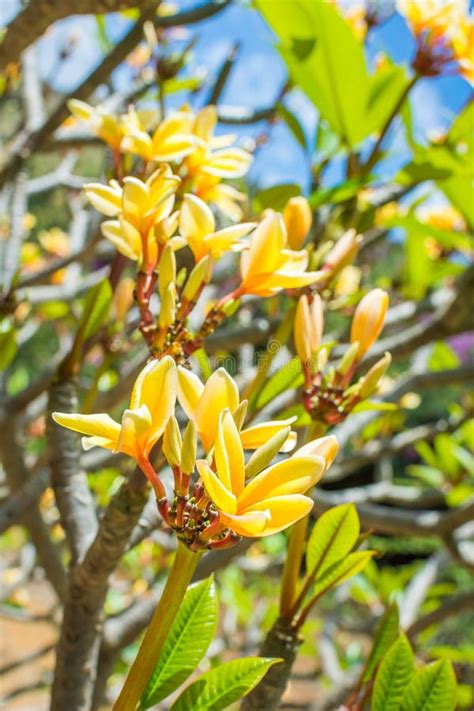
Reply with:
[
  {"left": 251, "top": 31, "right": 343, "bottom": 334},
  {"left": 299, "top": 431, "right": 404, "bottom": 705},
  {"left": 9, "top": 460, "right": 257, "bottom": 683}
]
[
  {"left": 68, "top": 99, "right": 156, "bottom": 150},
  {"left": 177, "top": 366, "right": 296, "bottom": 453},
  {"left": 283, "top": 196, "right": 312, "bottom": 250},
  {"left": 294, "top": 294, "right": 324, "bottom": 367},
  {"left": 196, "top": 410, "right": 327, "bottom": 537},
  {"left": 350, "top": 288, "right": 389, "bottom": 358},
  {"left": 85, "top": 166, "right": 180, "bottom": 266},
  {"left": 179, "top": 193, "right": 256, "bottom": 261},
  {"left": 418, "top": 204, "right": 466, "bottom": 232},
  {"left": 121, "top": 109, "right": 200, "bottom": 163},
  {"left": 38, "top": 227, "right": 70, "bottom": 258},
  {"left": 52, "top": 357, "right": 177, "bottom": 466},
  {"left": 238, "top": 211, "right": 324, "bottom": 297},
  {"left": 185, "top": 105, "right": 253, "bottom": 180},
  {"left": 451, "top": 16, "right": 474, "bottom": 82}
]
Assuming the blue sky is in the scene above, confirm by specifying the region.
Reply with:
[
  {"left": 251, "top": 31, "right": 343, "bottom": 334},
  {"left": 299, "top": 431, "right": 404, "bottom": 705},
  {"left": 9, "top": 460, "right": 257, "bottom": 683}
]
[{"left": 2, "top": 0, "right": 472, "bottom": 191}]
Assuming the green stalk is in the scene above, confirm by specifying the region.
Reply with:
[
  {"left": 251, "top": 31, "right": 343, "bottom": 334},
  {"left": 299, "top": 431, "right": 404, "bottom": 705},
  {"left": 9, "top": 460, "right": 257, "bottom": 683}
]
[{"left": 113, "top": 542, "right": 202, "bottom": 711}]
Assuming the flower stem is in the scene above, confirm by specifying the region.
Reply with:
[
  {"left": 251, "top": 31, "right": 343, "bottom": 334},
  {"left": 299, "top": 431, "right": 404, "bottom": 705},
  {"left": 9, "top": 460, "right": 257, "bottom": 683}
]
[{"left": 112, "top": 542, "right": 202, "bottom": 711}]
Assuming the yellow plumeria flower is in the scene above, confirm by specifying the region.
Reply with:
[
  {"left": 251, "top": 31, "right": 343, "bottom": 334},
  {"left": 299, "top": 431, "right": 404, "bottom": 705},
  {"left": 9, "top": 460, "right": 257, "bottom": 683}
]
[
  {"left": 238, "top": 211, "right": 324, "bottom": 297},
  {"left": 451, "top": 17, "right": 474, "bottom": 82},
  {"left": 179, "top": 194, "right": 256, "bottom": 262},
  {"left": 121, "top": 109, "right": 200, "bottom": 163},
  {"left": 185, "top": 106, "right": 253, "bottom": 180},
  {"left": 350, "top": 288, "right": 389, "bottom": 358},
  {"left": 195, "top": 174, "right": 247, "bottom": 221},
  {"left": 52, "top": 357, "right": 177, "bottom": 469},
  {"left": 68, "top": 100, "right": 156, "bottom": 150},
  {"left": 196, "top": 410, "right": 327, "bottom": 537},
  {"left": 85, "top": 167, "right": 180, "bottom": 267},
  {"left": 177, "top": 366, "right": 296, "bottom": 453},
  {"left": 294, "top": 294, "right": 324, "bottom": 367}
]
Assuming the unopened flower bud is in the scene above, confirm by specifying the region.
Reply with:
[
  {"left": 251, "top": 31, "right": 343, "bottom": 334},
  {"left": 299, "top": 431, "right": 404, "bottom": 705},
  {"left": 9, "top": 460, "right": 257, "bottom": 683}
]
[
  {"left": 182, "top": 255, "right": 213, "bottom": 303},
  {"left": 284, "top": 196, "right": 312, "bottom": 249},
  {"left": 323, "top": 229, "right": 361, "bottom": 275},
  {"left": 359, "top": 352, "right": 391, "bottom": 398},
  {"left": 350, "top": 288, "right": 389, "bottom": 358},
  {"left": 158, "top": 244, "right": 176, "bottom": 298},
  {"left": 232, "top": 400, "right": 248, "bottom": 430},
  {"left": 113, "top": 277, "right": 134, "bottom": 323},
  {"left": 163, "top": 416, "right": 182, "bottom": 468},
  {"left": 181, "top": 420, "right": 197, "bottom": 475},
  {"left": 295, "top": 294, "right": 324, "bottom": 366},
  {"left": 68, "top": 98, "right": 93, "bottom": 121},
  {"left": 159, "top": 283, "right": 176, "bottom": 329},
  {"left": 337, "top": 342, "right": 360, "bottom": 376}
]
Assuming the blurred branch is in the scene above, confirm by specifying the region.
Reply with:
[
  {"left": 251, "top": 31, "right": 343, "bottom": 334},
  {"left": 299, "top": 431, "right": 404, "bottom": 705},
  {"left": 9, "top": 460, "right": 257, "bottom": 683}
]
[
  {"left": 399, "top": 552, "right": 447, "bottom": 629},
  {"left": 50, "top": 468, "right": 148, "bottom": 711},
  {"left": 0, "top": 419, "right": 67, "bottom": 601},
  {"left": 47, "top": 378, "right": 98, "bottom": 564},
  {"left": 407, "top": 590, "right": 474, "bottom": 638},
  {"left": 0, "top": 467, "right": 50, "bottom": 534},
  {"left": 208, "top": 42, "right": 240, "bottom": 105},
  {"left": 0, "top": 0, "right": 233, "bottom": 188},
  {"left": 1, "top": 176, "right": 27, "bottom": 297}
]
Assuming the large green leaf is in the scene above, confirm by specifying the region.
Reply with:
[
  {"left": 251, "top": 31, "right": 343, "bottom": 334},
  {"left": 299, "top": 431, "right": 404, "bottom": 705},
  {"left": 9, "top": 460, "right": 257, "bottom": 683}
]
[
  {"left": 256, "top": 0, "right": 369, "bottom": 147},
  {"left": 254, "top": 356, "right": 303, "bottom": 411},
  {"left": 141, "top": 577, "right": 218, "bottom": 709},
  {"left": 306, "top": 503, "right": 360, "bottom": 579},
  {"left": 366, "top": 63, "right": 409, "bottom": 137},
  {"left": 362, "top": 603, "right": 400, "bottom": 683},
  {"left": 400, "top": 659, "right": 457, "bottom": 711},
  {"left": 80, "top": 279, "right": 113, "bottom": 342},
  {"left": 311, "top": 550, "right": 375, "bottom": 600},
  {"left": 252, "top": 183, "right": 301, "bottom": 213},
  {"left": 170, "top": 657, "right": 280, "bottom": 711},
  {"left": 0, "top": 320, "right": 17, "bottom": 370},
  {"left": 372, "top": 634, "right": 415, "bottom": 711}
]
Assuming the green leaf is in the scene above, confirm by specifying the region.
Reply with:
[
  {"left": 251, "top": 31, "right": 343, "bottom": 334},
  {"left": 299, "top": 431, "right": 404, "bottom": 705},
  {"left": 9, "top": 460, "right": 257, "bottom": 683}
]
[
  {"left": 311, "top": 550, "right": 375, "bottom": 600},
  {"left": 252, "top": 183, "right": 301, "bottom": 213},
  {"left": 163, "top": 76, "right": 204, "bottom": 95},
  {"left": 367, "top": 63, "right": 409, "bottom": 137},
  {"left": 428, "top": 342, "right": 460, "bottom": 372},
  {"left": 400, "top": 659, "right": 457, "bottom": 711},
  {"left": 0, "top": 321, "right": 17, "bottom": 370},
  {"left": 363, "top": 603, "right": 400, "bottom": 683},
  {"left": 407, "top": 465, "right": 444, "bottom": 488},
  {"left": 306, "top": 503, "right": 360, "bottom": 579},
  {"left": 309, "top": 177, "right": 367, "bottom": 208},
  {"left": 254, "top": 356, "right": 303, "bottom": 411},
  {"left": 372, "top": 633, "right": 415, "bottom": 711},
  {"left": 95, "top": 15, "right": 113, "bottom": 52},
  {"left": 256, "top": 0, "right": 369, "bottom": 147},
  {"left": 141, "top": 577, "right": 218, "bottom": 709},
  {"left": 80, "top": 280, "right": 113, "bottom": 343},
  {"left": 170, "top": 657, "right": 280, "bottom": 711},
  {"left": 277, "top": 102, "right": 307, "bottom": 149}
]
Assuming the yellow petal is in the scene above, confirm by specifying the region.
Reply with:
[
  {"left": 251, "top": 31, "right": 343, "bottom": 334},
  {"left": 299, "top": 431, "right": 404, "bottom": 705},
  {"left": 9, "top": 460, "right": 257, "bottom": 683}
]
[
  {"left": 204, "top": 223, "right": 255, "bottom": 258},
  {"left": 195, "top": 368, "right": 239, "bottom": 451},
  {"left": 121, "top": 131, "right": 153, "bottom": 160},
  {"left": 243, "top": 494, "right": 314, "bottom": 536},
  {"left": 101, "top": 220, "right": 140, "bottom": 261},
  {"left": 129, "top": 356, "right": 177, "bottom": 450},
  {"left": 296, "top": 435, "right": 339, "bottom": 471},
  {"left": 193, "top": 105, "right": 217, "bottom": 142},
  {"left": 68, "top": 99, "right": 94, "bottom": 121},
  {"left": 240, "top": 417, "right": 297, "bottom": 452},
  {"left": 177, "top": 366, "right": 205, "bottom": 420},
  {"left": 203, "top": 147, "right": 253, "bottom": 178},
  {"left": 122, "top": 177, "right": 150, "bottom": 220},
  {"left": 82, "top": 435, "right": 117, "bottom": 451},
  {"left": 84, "top": 183, "right": 122, "bottom": 217},
  {"left": 295, "top": 294, "right": 324, "bottom": 364},
  {"left": 214, "top": 410, "right": 245, "bottom": 496},
  {"left": 196, "top": 460, "right": 237, "bottom": 514},
  {"left": 180, "top": 193, "right": 215, "bottom": 246},
  {"left": 238, "top": 455, "right": 325, "bottom": 510},
  {"left": 117, "top": 405, "right": 153, "bottom": 458},
  {"left": 241, "top": 212, "right": 286, "bottom": 281},
  {"left": 52, "top": 412, "right": 120, "bottom": 443},
  {"left": 219, "top": 509, "right": 270, "bottom": 537}
]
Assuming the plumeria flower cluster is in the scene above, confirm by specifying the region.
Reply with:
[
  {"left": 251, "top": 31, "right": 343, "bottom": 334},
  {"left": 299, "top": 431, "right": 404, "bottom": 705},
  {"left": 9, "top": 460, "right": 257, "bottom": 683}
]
[
  {"left": 52, "top": 360, "right": 338, "bottom": 550},
  {"left": 295, "top": 288, "right": 391, "bottom": 426},
  {"left": 398, "top": 0, "right": 473, "bottom": 81}
]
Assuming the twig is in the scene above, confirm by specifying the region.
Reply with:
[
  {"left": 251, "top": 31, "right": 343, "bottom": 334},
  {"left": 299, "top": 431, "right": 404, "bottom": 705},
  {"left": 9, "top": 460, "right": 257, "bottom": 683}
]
[{"left": 407, "top": 590, "right": 474, "bottom": 638}]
